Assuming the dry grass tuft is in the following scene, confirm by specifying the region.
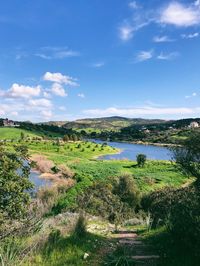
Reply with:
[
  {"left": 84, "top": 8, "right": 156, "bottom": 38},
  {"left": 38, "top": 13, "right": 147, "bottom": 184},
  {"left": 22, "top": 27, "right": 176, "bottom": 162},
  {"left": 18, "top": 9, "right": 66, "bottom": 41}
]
[{"left": 31, "top": 155, "right": 54, "bottom": 173}]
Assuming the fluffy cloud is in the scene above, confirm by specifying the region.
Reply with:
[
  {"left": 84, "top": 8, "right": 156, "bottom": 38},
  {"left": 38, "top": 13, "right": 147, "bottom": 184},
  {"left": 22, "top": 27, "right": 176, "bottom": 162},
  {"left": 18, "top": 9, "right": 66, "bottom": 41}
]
[
  {"left": 119, "top": 1, "right": 200, "bottom": 42},
  {"left": 51, "top": 83, "right": 67, "bottom": 97},
  {"left": 41, "top": 110, "right": 52, "bottom": 119},
  {"left": 6, "top": 83, "right": 41, "bottom": 98},
  {"left": 29, "top": 98, "right": 52, "bottom": 108},
  {"left": 83, "top": 106, "right": 200, "bottom": 117},
  {"left": 160, "top": 2, "right": 200, "bottom": 27},
  {"left": 136, "top": 50, "right": 153, "bottom": 62},
  {"left": 43, "top": 72, "right": 79, "bottom": 86}
]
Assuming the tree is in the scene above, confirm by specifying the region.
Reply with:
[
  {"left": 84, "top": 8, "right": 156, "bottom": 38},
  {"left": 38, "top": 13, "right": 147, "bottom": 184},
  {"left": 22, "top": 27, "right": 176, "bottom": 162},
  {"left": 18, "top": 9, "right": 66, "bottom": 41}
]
[
  {"left": 136, "top": 154, "right": 147, "bottom": 167},
  {"left": 172, "top": 132, "right": 200, "bottom": 185},
  {"left": 113, "top": 174, "right": 140, "bottom": 209},
  {"left": 63, "top": 135, "right": 69, "bottom": 142},
  {"left": 20, "top": 131, "right": 25, "bottom": 141},
  {"left": 0, "top": 144, "right": 33, "bottom": 224},
  {"left": 72, "top": 134, "right": 78, "bottom": 142}
]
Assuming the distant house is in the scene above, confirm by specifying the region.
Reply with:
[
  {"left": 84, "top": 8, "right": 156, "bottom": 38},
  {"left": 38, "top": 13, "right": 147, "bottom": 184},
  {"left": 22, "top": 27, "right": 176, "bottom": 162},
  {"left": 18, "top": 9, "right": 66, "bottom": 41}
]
[
  {"left": 3, "top": 118, "right": 19, "bottom": 127},
  {"left": 144, "top": 129, "right": 150, "bottom": 134},
  {"left": 189, "top": 122, "right": 199, "bottom": 128}
]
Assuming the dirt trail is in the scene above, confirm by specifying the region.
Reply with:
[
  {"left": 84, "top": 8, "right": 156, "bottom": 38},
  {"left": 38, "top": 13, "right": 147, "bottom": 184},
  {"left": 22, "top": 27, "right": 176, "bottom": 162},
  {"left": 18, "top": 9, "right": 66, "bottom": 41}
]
[{"left": 114, "top": 229, "right": 160, "bottom": 265}]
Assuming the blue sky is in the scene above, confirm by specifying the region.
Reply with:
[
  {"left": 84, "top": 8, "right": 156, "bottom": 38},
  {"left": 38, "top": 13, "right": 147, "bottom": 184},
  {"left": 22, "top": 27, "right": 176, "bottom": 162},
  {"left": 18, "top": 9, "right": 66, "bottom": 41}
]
[{"left": 0, "top": 0, "right": 200, "bottom": 122}]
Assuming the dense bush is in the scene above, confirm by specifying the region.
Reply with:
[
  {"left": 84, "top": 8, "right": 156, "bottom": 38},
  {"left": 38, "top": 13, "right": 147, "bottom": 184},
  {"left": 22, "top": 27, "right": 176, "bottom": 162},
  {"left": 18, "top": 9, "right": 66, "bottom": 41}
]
[
  {"left": 77, "top": 175, "right": 140, "bottom": 226},
  {"left": 136, "top": 154, "right": 147, "bottom": 167},
  {"left": 142, "top": 184, "right": 200, "bottom": 255}
]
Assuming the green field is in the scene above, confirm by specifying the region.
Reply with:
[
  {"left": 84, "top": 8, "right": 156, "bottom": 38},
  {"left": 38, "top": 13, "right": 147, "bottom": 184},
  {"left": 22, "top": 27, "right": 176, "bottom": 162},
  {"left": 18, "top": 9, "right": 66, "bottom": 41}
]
[{"left": 0, "top": 127, "right": 39, "bottom": 140}]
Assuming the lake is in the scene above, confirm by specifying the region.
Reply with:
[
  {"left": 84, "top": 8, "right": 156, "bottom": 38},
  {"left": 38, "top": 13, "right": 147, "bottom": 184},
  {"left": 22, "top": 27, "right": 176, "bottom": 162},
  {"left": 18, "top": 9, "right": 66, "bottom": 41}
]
[{"left": 93, "top": 140, "right": 172, "bottom": 161}]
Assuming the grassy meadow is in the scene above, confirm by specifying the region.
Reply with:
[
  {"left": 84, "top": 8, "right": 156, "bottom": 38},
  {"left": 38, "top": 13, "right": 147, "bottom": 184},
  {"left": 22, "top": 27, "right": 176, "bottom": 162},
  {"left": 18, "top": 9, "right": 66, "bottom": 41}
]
[{"left": 0, "top": 127, "right": 39, "bottom": 139}]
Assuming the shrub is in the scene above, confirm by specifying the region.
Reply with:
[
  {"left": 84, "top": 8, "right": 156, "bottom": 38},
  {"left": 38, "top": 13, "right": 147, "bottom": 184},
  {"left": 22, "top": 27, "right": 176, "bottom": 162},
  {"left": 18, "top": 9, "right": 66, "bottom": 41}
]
[
  {"left": 136, "top": 154, "right": 147, "bottom": 167},
  {"left": 47, "top": 229, "right": 61, "bottom": 247},
  {"left": 113, "top": 174, "right": 140, "bottom": 209}
]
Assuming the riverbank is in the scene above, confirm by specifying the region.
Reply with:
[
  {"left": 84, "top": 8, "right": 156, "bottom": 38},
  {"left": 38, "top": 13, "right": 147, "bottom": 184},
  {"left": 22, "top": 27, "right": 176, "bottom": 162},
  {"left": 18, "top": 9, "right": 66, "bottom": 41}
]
[
  {"left": 89, "top": 138, "right": 180, "bottom": 148},
  {"left": 130, "top": 140, "right": 179, "bottom": 147}
]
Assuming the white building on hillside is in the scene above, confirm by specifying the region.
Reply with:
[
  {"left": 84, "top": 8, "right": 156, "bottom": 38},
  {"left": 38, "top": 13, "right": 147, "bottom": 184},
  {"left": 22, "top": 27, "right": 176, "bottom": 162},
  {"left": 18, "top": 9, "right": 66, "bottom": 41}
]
[{"left": 189, "top": 122, "right": 199, "bottom": 128}]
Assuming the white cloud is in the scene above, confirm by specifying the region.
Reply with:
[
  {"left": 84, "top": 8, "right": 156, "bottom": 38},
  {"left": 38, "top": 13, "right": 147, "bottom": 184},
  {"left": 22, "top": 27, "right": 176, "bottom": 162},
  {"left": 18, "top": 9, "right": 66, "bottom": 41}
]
[
  {"left": 35, "top": 47, "right": 80, "bottom": 60},
  {"left": 78, "top": 93, "right": 85, "bottom": 98},
  {"left": 136, "top": 50, "right": 153, "bottom": 62},
  {"left": 181, "top": 32, "right": 199, "bottom": 39},
  {"left": 35, "top": 53, "right": 51, "bottom": 60},
  {"left": 43, "top": 91, "right": 51, "bottom": 98},
  {"left": 153, "top": 35, "right": 174, "bottom": 42},
  {"left": 7, "top": 83, "right": 41, "bottom": 98},
  {"left": 41, "top": 110, "right": 52, "bottom": 119},
  {"left": 51, "top": 83, "right": 67, "bottom": 97},
  {"left": 129, "top": 1, "right": 140, "bottom": 10},
  {"left": 43, "top": 72, "right": 79, "bottom": 86},
  {"left": 83, "top": 106, "right": 200, "bottom": 117},
  {"left": 160, "top": 2, "right": 200, "bottom": 27},
  {"left": 157, "top": 52, "right": 179, "bottom": 60},
  {"left": 29, "top": 98, "right": 52, "bottom": 108},
  {"left": 119, "top": 25, "right": 134, "bottom": 41}
]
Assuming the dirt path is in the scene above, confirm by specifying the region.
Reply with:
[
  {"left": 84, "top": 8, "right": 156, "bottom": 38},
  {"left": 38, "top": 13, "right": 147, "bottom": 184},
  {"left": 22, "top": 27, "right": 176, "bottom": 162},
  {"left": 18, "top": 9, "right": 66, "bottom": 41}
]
[{"left": 113, "top": 229, "right": 160, "bottom": 265}]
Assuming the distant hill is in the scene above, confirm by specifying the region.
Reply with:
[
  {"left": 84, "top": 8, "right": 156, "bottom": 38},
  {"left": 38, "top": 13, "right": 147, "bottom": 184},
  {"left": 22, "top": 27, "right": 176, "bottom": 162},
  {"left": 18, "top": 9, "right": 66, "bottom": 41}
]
[{"left": 62, "top": 116, "right": 167, "bottom": 131}]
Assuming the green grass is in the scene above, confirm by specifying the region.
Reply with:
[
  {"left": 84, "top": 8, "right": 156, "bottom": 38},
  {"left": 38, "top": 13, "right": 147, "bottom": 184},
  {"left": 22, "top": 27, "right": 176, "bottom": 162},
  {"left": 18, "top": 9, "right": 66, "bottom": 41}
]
[
  {"left": 23, "top": 232, "right": 110, "bottom": 266},
  {"left": 0, "top": 127, "right": 39, "bottom": 140}
]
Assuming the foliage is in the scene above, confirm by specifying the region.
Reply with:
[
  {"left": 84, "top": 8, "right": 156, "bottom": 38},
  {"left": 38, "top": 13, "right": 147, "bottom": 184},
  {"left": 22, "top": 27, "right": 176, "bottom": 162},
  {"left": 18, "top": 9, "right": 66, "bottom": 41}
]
[
  {"left": 141, "top": 187, "right": 176, "bottom": 228},
  {"left": 0, "top": 144, "right": 33, "bottom": 225},
  {"left": 172, "top": 131, "right": 200, "bottom": 182},
  {"left": 77, "top": 176, "right": 140, "bottom": 226},
  {"left": 136, "top": 154, "right": 147, "bottom": 167},
  {"left": 142, "top": 184, "right": 200, "bottom": 257},
  {"left": 113, "top": 174, "right": 140, "bottom": 208},
  {"left": 104, "top": 245, "right": 135, "bottom": 266}
]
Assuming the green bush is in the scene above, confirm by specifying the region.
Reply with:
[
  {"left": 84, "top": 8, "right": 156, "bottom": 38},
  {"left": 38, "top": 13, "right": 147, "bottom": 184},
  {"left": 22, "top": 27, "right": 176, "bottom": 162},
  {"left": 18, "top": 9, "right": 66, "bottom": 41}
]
[{"left": 136, "top": 154, "right": 147, "bottom": 167}]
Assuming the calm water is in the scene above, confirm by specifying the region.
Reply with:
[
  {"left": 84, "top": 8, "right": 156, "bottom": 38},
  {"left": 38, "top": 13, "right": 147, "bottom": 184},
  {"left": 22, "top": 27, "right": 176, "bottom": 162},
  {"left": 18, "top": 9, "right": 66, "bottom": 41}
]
[
  {"left": 93, "top": 140, "right": 171, "bottom": 161},
  {"left": 29, "top": 170, "right": 52, "bottom": 192}
]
